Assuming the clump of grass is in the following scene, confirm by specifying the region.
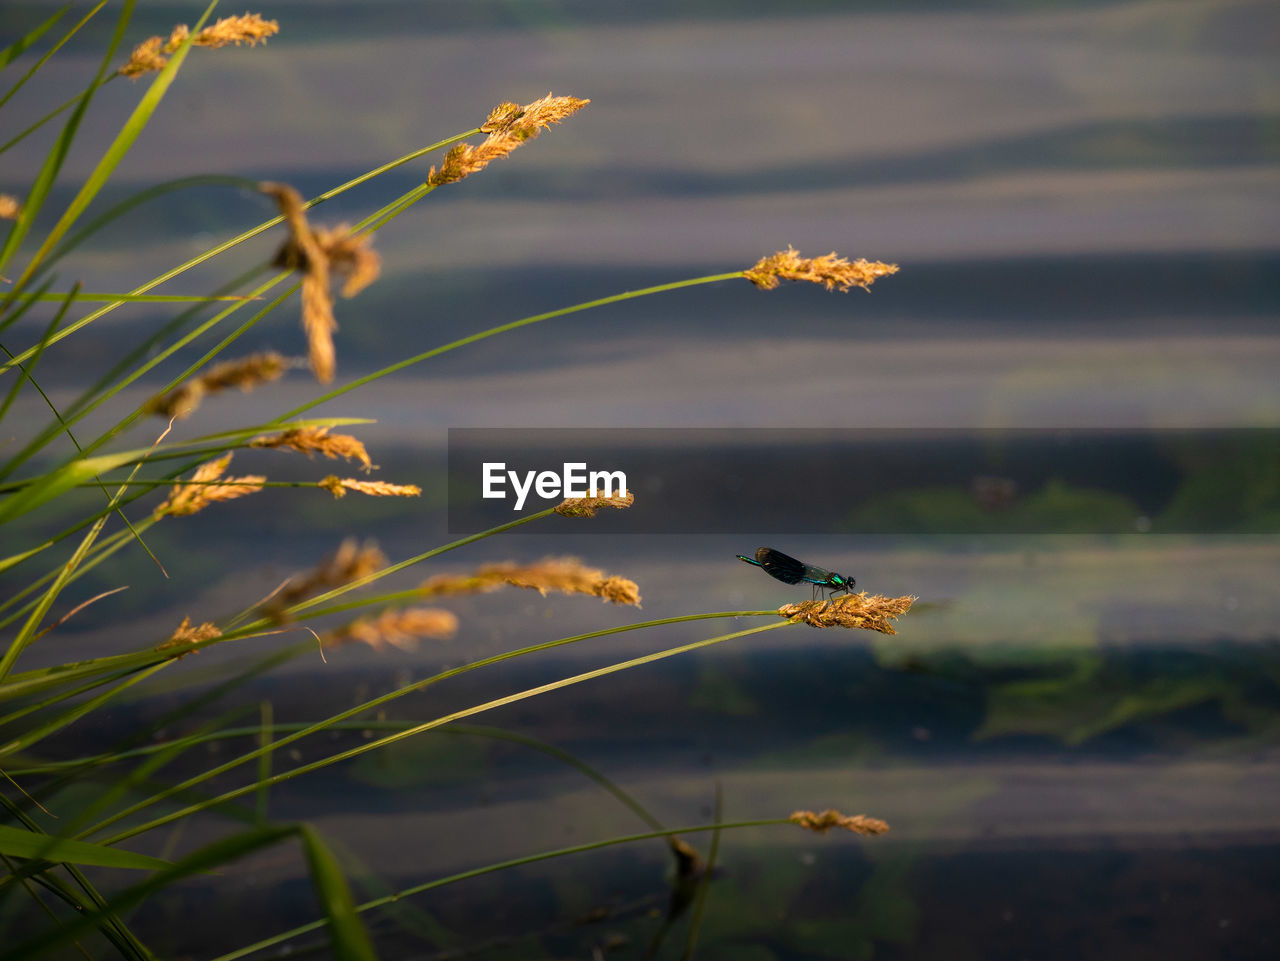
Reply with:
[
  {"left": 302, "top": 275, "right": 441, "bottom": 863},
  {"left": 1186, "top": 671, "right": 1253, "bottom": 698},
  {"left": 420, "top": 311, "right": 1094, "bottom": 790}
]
[{"left": 0, "top": 7, "right": 906, "bottom": 958}]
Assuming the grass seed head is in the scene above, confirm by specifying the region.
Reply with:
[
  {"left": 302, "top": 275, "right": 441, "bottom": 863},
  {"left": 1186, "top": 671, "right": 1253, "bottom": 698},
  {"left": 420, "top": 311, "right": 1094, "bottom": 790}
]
[
  {"left": 789, "top": 809, "right": 889, "bottom": 836},
  {"left": 119, "top": 13, "right": 278, "bottom": 77},
  {"left": 318, "top": 476, "right": 421, "bottom": 499},
  {"left": 327, "top": 607, "right": 458, "bottom": 652},
  {"left": 778, "top": 593, "right": 915, "bottom": 634},
  {"left": 155, "top": 454, "right": 266, "bottom": 516},
  {"left": 744, "top": 246, "right": 898, "bottom": 292},
  {"left": 144, "top": 352, "right": 289, "bottom": 419},
  {"left": 251, "top": 427, "right": 373, "bottom": 470},
  {"left": 260, "top": 538, "right": 387, "bottom": 623},
  {"left": 554, "top": 490, "right": 634, "bottom": 517}
]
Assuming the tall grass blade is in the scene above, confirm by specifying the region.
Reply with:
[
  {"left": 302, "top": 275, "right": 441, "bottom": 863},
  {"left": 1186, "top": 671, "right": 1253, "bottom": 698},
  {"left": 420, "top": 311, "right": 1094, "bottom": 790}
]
[
  {"left": 0, "top": 825, "right": 169, "bottom": 871},
  {"left": 0, "top": 3, "right": 108, "bottom": 114}
]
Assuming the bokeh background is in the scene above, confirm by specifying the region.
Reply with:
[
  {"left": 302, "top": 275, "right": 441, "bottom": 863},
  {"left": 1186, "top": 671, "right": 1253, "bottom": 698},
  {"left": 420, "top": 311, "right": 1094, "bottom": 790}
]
[{"left": 3, "top": 1, "right": 1279, "bottom": 958}]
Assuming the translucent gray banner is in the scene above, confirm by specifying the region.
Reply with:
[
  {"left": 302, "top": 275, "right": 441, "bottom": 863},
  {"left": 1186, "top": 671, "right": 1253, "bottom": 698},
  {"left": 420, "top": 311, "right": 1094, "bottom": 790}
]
[{"left": 447, "top": 428, "right": 1280, "bottom": 535}]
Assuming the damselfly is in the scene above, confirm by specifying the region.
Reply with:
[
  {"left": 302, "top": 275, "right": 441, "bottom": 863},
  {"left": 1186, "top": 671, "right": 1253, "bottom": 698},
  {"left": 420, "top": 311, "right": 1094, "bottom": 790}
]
[{"left": 736, "top": 547, "right": 856, "bottom": 600}]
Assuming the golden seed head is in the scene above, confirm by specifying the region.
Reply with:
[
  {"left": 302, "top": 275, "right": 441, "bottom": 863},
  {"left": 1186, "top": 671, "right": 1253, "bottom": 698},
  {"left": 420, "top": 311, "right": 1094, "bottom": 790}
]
[
  {"left": 260, "top": 538, "right": 387, "bottom": 623},
  {"left": 157, "top": 615, "right": 221, "bottom": 658},
  {"left": 426, "top": 134, "right": 523, "bottom": 187},
  {"left": 428, "top": 93, "right": 589, "bottom": 186},
  {"left": 155, "top": 453, "right": 265, "bottom": 517},
  {"left": 261, "top": 183, "right": 379, "bottom": 384},
  {"left": 310, "top": 225, "right": 382, "bottom": 298},
  {"left": 509, "top": 92, "right": 590, "bottom": 137},
  {"left": 191, "top": 13, "right": 279, "bottom": 49},
  {"left": 119, "top": 14, "right": 278, "bottom": 77},
  {"left": 743, "top": 246, "right": 899, "bottom": 292},
  {"left": 327, "top": 607, "right": 458, "bottom": 652},
  {"left": 318, "top": 475, "right": 421, "bottom": 499},
  {"left": 481, "top": 101, "right": 524, "bottom": 133},
  {"left": 251, "top": 427, "right": 373, "bottom": 470},
  {"left": 789, "top": 809, "right": 889, "bottom": 836},
  {"left": 419, "top": 556, "right": 641, "bottom": 607},
  {"left": 144, "top": 351, "right": 289, "bottom": 419},
  {"left": 554, "top": 490, "right": 634, "bottom": 517},
  {"left": 0, "top": 194, "right": 22, "bottom": 220},
  {"left": 778, "top": 593, "right": 915, "bottom": 634}
]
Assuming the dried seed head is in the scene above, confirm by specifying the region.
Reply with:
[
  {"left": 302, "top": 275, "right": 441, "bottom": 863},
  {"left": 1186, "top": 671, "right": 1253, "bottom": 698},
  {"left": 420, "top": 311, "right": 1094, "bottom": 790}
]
[
  {"left": 428, "top": 92, "right": 589, "bottom": 185},
  {"left": 119, "top": 13, "right": 278, "bottom": 77},
  {"left": 251, "top": 427, "right": 373, "bottom": 470},
  {"left": 778, "top": 593, "right": 915, "bottom": 634},
  {"left": 260, "top": 538, "right": 387, "bottom": 623},
  {"left": 789, "top": 809, "right": 889, "bottom": 836},
  {"left": 311, "top": 226, "right": 381, "bottom": 298},
  {"left": 318, "top": 475, "right": 421, "bottom": 499},
  {"left": 0, "top": 194, "right": 22, "bottom": 220},
  {"left": 144, "top": 351, "right": 289, "bottom": 419},
  {"left": 554, "top": 490, "right": 634, "bottom": 517},
  {"left": 190, "top": 13, "right": 279, "bottom": 49},
  {"left": 119, "top": 36, "right": 168, "bottom": 77},
  {"left": 420, "top": 556, "right": 641, "bottom": 607},
  {"left": 261, "top": 183, "right": 379, "bottom": 383},
  {"left": 327, "top": 607, "right": 458, "bottom": 652},
  {"left": 426, "top": 134, "right": 523, "bottom": 187},
  {"left": 157, "top": 616, "right": 221, "bottom": 659},
  {"left": 155, "top": 453, "right": 265, "bottom": 517},
  {"left": 744, "top": 246, "right": 898, "bottom": 292},
  {"left": 508, "top": 92, "right": 591, "bottom": 138},
  {"left": 480, "top": 101, "right": 524, "bottom": 133}
]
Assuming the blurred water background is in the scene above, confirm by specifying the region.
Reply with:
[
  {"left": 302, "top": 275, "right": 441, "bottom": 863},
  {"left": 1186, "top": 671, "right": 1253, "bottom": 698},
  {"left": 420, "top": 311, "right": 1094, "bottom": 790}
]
[{"left": 2, "top": 1, "right": 1279, "bottom": 958}]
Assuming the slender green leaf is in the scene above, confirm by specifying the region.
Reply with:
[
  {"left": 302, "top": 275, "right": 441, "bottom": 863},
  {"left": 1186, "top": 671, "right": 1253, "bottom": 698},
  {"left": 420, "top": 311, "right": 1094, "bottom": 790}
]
[
  {"left": 0, "top": 4, "right": 68, "bottom": 71},
  {"left": 3, "top": 1, "right": 214, "bottom": 290},
  {"left": 298, "top": 826, "right": 378, "bottom": 961},
  {"left": 0, "top": 824, "right": 297, "bottom": 961},
  {"left": 0, "top": 1, "right": 133, "bottom": 282},
  {"left": 0, "top": 824, "right": 168, "bottom": 871},
  {"left": 0, "top": 449, "right": 148, "bottom": 525},
  {"left": 0, "top": 3, "right": 108, "bottom": 115}
]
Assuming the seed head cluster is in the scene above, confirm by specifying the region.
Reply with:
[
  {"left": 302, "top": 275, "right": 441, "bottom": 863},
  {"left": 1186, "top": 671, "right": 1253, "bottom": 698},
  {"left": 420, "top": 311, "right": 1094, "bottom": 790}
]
[
  {"left": 420, "top": 556, "right": 641, "bottom": 607},
  {"left": 119, "top": 13, "right": 279, "bottom": 78},
  {"left": 426, "top": 93, "right": 589, "bottom": 187},
  {"left": 789, "top": 809, "right": 889, "bottom": 836},
  {"left": 261, "top": 182, "right": 381, "bottom": 383},
  {"left": 155, "top": 454, "right": 265, "bottom": 517},
  {"left": 779, "top": 593, "right": 915, "bottom": 634},
  {"left": 144, "top": 352, "right": 289, "bottom": 419},
  {"left": 744, "top": 246, "right": 898, "bottom": 292}
]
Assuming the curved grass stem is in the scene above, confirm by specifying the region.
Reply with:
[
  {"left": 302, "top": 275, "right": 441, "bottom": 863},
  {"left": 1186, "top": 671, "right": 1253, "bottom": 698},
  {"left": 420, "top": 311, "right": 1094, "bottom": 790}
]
[{"left": 86, "top": 619, "right": 792, "bottom": 846}]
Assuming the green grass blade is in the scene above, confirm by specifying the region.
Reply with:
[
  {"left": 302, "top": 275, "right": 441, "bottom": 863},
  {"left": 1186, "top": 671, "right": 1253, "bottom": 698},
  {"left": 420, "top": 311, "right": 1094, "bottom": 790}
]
[
  {"left": 0, "top": 0, "right": 134, "bottom": 282},
  {"left": 0, "top": 824, "right": 297, "bottom": 961},
  {"left": 91, "top": 621, "right": 792, "bottom": 847},
  {"left": 18, "top": 292, "right": 265, "bottom": 304},
  {"left": 0, "top": 3, "right": 108, "bottom": 114},
  {"left": 0, "top": 448, "right": 149, "bottom": 525},
  {"left": 298, "top": 825, "right": 378, "bottom": 961},
  {"left": 2, "top": 1, "right": 215, "bottom": 291},
  {"left": 39, "top": 173, "right": 259, "bottom": 272},
  {"left": 0, "top": 662, "right": 168, "bottom": 759},
  {"left": 0, "top": 277, "right": 61, "bottom": 423},
  {"left": 211, "top": 818, "right": 801, "bottom": 961},
  {"left": 0, "top": 824, "right": 168, "bottom": 871},
  {"left": 275, "top": 272, "right": 745, "bottom": 422},
  {"left": 0, "top": 4, "right": 68, "bottom": 71},
  {"left": 0, "top": 130, "right": 477, "bottom": 375}
]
